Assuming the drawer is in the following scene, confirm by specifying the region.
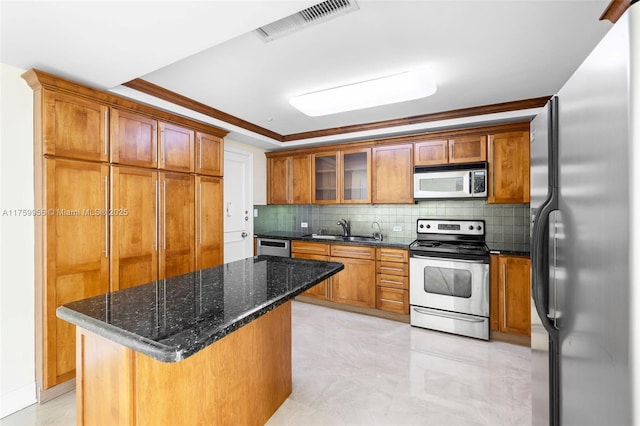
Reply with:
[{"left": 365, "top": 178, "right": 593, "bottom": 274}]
[
  {"left": 376, "top": 247, "right": 409, "bottom": 263},
  {"left": 291, "top": 241, "right": 330, "bottom": 256},
  {"left": 376, "top": 286, "right": 409, "bottom": 314},
  {"left": 376, "top": 261, "right": 408, "bottom": 277},
  {"left": 330, "top": 244, "right": 375, "bottom": 260},
  {"left": 376, "top": 273, "right": 408, "bottom": 289}
]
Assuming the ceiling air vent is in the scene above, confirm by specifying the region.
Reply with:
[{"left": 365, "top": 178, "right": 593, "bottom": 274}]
[{"left": 255, "top": 0, "right": 359, "bottom": 42}]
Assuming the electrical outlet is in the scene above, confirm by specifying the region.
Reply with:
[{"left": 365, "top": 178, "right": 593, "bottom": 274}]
[
  {"left": 301, "top": 222, "right": 308, "bottom": 228},
  {"left": 253, "top": 209, "right": 258, "bottom": 218},
  {"left": 392, "top": 225, "right": 402, "bottom": 232}
]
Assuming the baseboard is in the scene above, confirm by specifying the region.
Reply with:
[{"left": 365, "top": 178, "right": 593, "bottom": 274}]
[
  {"left": 37, "top": 379, "right": 75, "bottom": 404},
  {"left": 295, "top": 296, "right": 410, "bottom": 323},
  {"left": 0, "top": 382, "right": 36, "bottom": 419}
]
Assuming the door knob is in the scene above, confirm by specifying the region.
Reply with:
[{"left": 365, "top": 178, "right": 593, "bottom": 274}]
[{"left": 241, "top": 232, "right": 248, "bottom": 238}]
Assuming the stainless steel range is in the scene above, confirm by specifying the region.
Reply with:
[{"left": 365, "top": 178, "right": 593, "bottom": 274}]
[{"left": 409, "top": 219, "right": 490, "bottom": 340}]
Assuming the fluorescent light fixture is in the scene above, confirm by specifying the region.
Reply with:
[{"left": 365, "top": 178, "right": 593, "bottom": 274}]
[{"left": 289, "top": 68, "right": 437, "bottom": 117}]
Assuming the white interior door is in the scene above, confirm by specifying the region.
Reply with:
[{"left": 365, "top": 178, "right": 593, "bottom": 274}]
[{"left": 224, "top": 147, "right": 253, "bottom": 263}]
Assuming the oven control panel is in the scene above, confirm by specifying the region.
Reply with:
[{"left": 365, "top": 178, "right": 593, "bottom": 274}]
[{"left": 416, "top": 219, "right": 485, "bottom": 236}]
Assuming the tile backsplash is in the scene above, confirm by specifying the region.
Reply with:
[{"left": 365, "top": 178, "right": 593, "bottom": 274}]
[{"left": 254, "top": 200, "right": 530, "bottom": 247}]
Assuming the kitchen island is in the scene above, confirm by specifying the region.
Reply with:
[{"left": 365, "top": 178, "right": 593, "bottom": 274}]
[{"left": 57, "top": 255, "right": 343, "bottom": 426}]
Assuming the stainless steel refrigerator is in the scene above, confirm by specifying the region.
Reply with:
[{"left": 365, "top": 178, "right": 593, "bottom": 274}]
[{"left": 530, "top": 5, "right": 638, "bottom": 426}]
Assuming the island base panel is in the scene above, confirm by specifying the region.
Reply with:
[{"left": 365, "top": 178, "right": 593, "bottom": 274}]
[{"left": 76, "top": 301, "right": 292, "bottom": 426}]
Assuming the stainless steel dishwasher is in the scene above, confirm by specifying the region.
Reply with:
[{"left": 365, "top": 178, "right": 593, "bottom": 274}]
[{"left": 256, "top": 237, "right": 291, "bottom": 257}]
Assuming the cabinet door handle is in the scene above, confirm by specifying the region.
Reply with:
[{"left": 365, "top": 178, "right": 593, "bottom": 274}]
[
  {"left": 103, "top": 110, "right": 108, "bottom": 156},
  {"left": 199, "top": 183, "right": 203, "bottom": 244},
  {"left": 333, "top": 249, "right": 372, "bottom": 256},
  {"left": 153, "top": 126, "right": 158, "bottom": 164},
  {"left": 198, "top": 136, "right": 202, "bottom": 170},
  {"left": 161, "top": 128, "right": 166, "bottom": 166},
  {"left": 380, "top": 266, "right": 404, "bottom": 272},
  {"left": 154, "top": 179, "right": 158, "bottom": 251},
  {"left": 502, "top": 263, "right": 507, "bottom": 327},
  {"left": 380, "top": 253, "right": 404, "bottom": 259},
  {"left": 104, "top": 175, "right": 108, "bottom": 258},
  {"left": 163, "top": 180, "right": 167, "bottom": 250}
]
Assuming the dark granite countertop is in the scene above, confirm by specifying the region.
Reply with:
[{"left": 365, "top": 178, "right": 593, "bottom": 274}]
[
  {"left": 254, "top": 231, "right": 414, "bottom": 249},
  {"left": 57, "top": 256, "right": 344, "bottom": 363},
  {"left": 488, "top": 243, "right": 530, "bottom": 257}
]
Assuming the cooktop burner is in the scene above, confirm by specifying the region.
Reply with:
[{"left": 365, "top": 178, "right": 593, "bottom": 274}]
[{"left": 410, "top": 219, "right": 489, "bottom": 260}]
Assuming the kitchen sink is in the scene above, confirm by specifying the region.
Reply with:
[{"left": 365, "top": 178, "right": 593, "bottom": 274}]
[{"left": 303, "top": 234, "right": 380, "bottom": 242}]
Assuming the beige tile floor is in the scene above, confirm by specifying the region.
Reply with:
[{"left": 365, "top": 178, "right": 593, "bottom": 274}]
[{"left": 1, "top": 301, "right": 531, "bottom": 426}]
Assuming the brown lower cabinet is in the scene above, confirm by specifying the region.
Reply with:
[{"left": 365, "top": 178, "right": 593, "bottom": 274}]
[
  {"left": 293, "top": 242, "right": 410, "bottom": 312},
  {"left": 291, "top": 241, "right": 330, "bottom": 299},
  {"left": 490, "top": 254, "right": 531, "bottom": 336}
]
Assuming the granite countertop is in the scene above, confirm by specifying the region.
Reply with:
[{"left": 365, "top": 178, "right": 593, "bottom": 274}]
[
  {"left": 57, "top": 256, "right": 344, "bottom": 363},
  {"left": 254, "top": 231, "right": 415, "bottom": 249},
  {"left": 487, "top": 243, "right": 530, "bottom": 257}
]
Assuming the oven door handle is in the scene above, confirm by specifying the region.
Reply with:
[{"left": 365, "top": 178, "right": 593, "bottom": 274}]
[
  {"left": 410, "top": 254, "right": 487, "bottom": 264},
  {"left": 412, "top": 307, "right": 486, "bottom": 323}
]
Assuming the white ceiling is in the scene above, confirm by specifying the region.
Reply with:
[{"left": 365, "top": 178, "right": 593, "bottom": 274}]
[{"left": 1, "top": 0, "right": 612, "bottom": 149}]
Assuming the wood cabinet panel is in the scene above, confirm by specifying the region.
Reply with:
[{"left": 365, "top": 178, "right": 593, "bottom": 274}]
[
  {"left": 268, "top": 157, "right": 289, "bottom": 204},
  {"left": 488, "top": 131, "right": 530, "bottom": 204},
  {"left": 42, "top": 90, "right": 109, "bottom": 162},
  {"left": 312, "top": 152, "right": 339, "bottom": 204},
  {"left": 43, "top": 158, "right": 110, "bottom": 389},
  {"left": 414, "top": 139, "right": 448, "bottom": 166},
  {"left": 448, "top": 135, "right": 487, "bottom": 163},
  {"left": 376, "top": 273, "right": 408, "bottom": 290},
  {"left": 196, "top": 132, "right": 223, "bottom": 176},
  {"left": 376, "top": 286, "right": 409, "bottom": 314},
  {"left": 196, "top": 176, "right": 223, "bottom": 270},
  {"left": 330, "top": 256, "right": 375, "bottom": 308},
  {"left": 376, "top": 261, "right": 409, "bottom": 277},
  {"left": 290, "top": 155, "right": 312, "bottom": 204},
  {"left": 159, "top": 172, "right": 195, "bottom": 279},
  {"left": 110, "top": 109, "right": 157, "bottom": 168},
  {"left": 330, "top": 244, "right": 375, "bottom": 260},
  {"left": 341, "top": 148, "right": 371, "bottom": 204},
  {"left": 372, "top": 144, "right": 413, "bottom": 204},
  {"left": 491, "top": 254, "right": 531, "bottom": 336},
  {"left": 376, "top": 247, "right": 409, "bottom": 263},
  {"left": 268, "top": 155, "right": 311, "bottom": 204},
  {"left": 110, "top": 166, "right": 159, "bottom": 291},
  {"left": 292, "top": 253, "right": 328, "bottom": 299},
  {"left": 159, "top": 122, "right": 194, "bottom": 173},
  {"left": 291, "top": 241, "right": 330, "bottom": 256}
]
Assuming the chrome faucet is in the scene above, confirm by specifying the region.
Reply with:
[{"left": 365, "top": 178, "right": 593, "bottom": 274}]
[
  {"left": 371, "top": 221, "right": 383, "bottom": 241},
  {"left": 337, "top": 218, "right": 350, "bottom": 237}
]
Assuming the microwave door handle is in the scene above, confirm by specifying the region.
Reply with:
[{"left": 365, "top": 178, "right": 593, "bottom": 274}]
[{"left": 468, "top": 171, "right": 473, "bottom": 195}]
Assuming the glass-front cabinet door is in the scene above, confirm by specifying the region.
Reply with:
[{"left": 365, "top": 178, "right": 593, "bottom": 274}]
[
  {"left": 341, "top": 148, "right": 371, "bottom": 203},
  {"left": 312, "top": 152, "right": 339, "bottom": 203}
]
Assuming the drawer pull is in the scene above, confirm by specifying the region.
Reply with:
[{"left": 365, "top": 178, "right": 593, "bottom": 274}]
[
  {"left": 294, "top": 247, "right": 326, "bottom": 252},
  {"left": 333, "top": 249, "right": 372, "bottom": 256},
  {"left": 380, "top": 279, "right": 402, "bottom": 285},
  {"left": 380, "top": 266, "right": 404, "bottom": 272},
  {"left": 380, "top": 298, "right": 403, "bottom": 305},
  {"left": 380, "top": 253, "right": 404, "bottom": 258}
]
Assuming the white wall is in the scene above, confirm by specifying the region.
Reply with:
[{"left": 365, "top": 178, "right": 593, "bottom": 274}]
[
  {"left": 0, "top": 64, "right": 36, "bottom": 417},
  {"left": 225, "top": 137, "right": 267, "bottom": 205}
]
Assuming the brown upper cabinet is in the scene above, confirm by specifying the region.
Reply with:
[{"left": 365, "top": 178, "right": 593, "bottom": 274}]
[
  {"left": 111, "top": 109, "right": 197, "bottom": 173},
  {"left": 196, "top": 132, "right": 224, "bottom": 176},
  {"left": 372, "top": 144, "right": 413, "bottom": 204},
  {"left": 341, "top": 148, "right": 371, "bottom": 204},
  {"left": 42, "top": 89, "right": 109, "bottom": 162},
  {"left": 110, "top": 109, "right": 158, "bottom": 168},
  {"left": 268, "top": 154, "right": 311, "bottom": 204},
  {"left": 488, "top": 131, "right": 530, "bottom": 203},
  {"left": 311, "top": 148, "right": 371, "bottom": 204},
  {"left": 158, "top": 122, "right": 195, "bottom": 173},
  {"left": 414, "top": 135, "right": 487, "bottom": 166}
]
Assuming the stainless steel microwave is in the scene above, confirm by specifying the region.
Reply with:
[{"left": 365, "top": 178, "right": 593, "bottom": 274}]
[{"left": 413, "top": 163, "right": 487, "bottom": 200}]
